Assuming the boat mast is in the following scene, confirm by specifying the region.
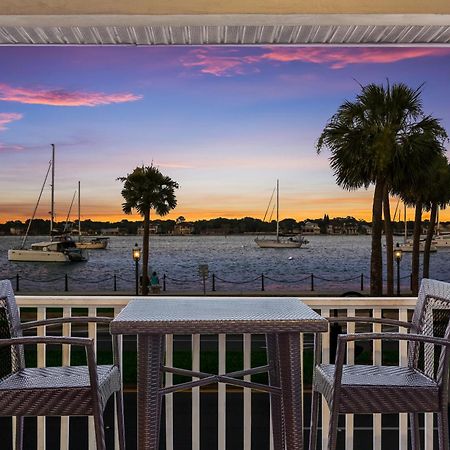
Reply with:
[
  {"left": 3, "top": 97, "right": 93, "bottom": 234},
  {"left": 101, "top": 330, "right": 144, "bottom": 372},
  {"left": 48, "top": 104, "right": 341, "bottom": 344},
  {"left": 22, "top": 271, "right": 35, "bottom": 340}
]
[
  {"left": 78, "top": 181, "right": 81, "bottom": 241},
  {"left": 436, "top": 206, "right": 440, "bottom": 236},
  {"left": 404, "top": 203, "right": 407, "bottom": 244},
  {"left": 276, "top": 179, "right": 279, "bottom": 242},
  {"left": 50, "top": 144, "right": 55, "bottom": 241}
]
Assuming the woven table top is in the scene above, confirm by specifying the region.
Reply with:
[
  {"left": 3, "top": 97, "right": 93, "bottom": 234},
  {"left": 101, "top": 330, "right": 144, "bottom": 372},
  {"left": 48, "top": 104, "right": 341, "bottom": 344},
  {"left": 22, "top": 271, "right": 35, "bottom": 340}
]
[{"left": 110, "top": 297, "right": 328, "bottom": 335}]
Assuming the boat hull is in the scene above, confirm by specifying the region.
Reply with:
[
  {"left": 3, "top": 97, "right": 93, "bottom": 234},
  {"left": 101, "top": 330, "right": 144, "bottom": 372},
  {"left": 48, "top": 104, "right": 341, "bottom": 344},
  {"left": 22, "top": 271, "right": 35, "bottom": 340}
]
[
  {"left": 255, "top": 239, "right": 304, "bottom": 248},
  {"left": 398, "top": 244, "right": 437, "bottom": 253},
  {"left": 8, "top": 249, "right": 70, "bottom": 262},
  {"left": 432, "top": 236, "right": 450, "bottom": 248}
]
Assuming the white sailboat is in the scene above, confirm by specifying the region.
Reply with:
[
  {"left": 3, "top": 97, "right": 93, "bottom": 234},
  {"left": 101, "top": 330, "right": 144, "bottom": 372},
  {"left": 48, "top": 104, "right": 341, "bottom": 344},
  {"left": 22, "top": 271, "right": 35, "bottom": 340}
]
[
  {"left": 8, "top": 145, "right": 88, "bottom": 262},
  {"left": 255, "top": 180, "right": 308, "bottom": 249},
  {"left": 431, "top": 207, "right": 450, "bottom": 248},
  {"left": 398, "top": 203, "right": 437, "bottom": 253},
  {"left": 74, "top": 181, "right": 109, "bottom": 249}
]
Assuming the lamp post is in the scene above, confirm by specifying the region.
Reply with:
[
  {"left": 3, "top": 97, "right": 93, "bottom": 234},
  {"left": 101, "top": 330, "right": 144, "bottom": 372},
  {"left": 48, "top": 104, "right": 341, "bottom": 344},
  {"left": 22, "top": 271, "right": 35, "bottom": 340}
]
[
  {"left": 132, "top": 243, "right": 141, "bottom": 296},
  {"left": 394, "top": 243, "right": 403, "bottom": 297}
]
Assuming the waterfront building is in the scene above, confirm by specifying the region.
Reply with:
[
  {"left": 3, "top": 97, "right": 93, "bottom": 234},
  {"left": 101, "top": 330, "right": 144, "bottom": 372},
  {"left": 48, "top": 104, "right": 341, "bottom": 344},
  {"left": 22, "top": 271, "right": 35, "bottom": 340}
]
[{"left": 303, "top": 221, "right": 321, "bottom": 235}]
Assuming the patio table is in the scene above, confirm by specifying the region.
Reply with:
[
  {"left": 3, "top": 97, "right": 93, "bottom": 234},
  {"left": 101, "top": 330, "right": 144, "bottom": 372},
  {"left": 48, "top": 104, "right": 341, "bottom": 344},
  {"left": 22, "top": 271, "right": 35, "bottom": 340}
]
[{"left": 110, "top": 297, "right": 328, "bottom": 450}]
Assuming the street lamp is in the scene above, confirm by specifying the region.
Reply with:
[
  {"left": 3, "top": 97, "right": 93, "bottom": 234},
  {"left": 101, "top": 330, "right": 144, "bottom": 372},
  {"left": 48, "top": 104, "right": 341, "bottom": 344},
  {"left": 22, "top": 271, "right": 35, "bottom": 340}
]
[
  {"left": 394, "top": 243, "right": 403, "bottom": 296},
  {"left": 132, "top": 243, "right": 141, "bottom": 296}
]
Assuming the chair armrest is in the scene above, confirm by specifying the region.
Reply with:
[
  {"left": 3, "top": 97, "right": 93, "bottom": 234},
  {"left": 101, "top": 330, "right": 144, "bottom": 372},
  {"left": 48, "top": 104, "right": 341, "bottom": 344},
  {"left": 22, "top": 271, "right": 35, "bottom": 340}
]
[
  {"left": 328, "top": 316, "right": 415, "bottom": 330},
  {"left": 337, "top": 332, "right": 450, "bottom": 347},
  {"left": 0, "top": 335, "right": 94, "bottom": 348},
  {"left": 21, "top": 317, "right": 112, "bottom": 330}
]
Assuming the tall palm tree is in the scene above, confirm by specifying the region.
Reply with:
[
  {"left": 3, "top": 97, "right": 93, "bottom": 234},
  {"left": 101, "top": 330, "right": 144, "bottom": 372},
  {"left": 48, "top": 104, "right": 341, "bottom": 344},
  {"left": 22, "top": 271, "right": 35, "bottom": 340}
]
[
  {"left": 118, "top": 165, "right": 179, "bottom": 295},
  {"left": 317, "top": 82, "right": 446, "bottom": 295},
  {"left": 421, "top": 155, "right": 450, "bottom": 279}
]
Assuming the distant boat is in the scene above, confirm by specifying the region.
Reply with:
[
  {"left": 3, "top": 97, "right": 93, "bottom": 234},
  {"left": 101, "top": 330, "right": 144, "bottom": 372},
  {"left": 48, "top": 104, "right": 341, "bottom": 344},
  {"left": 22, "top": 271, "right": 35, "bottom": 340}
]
[
  {"left": 432, "top": 234, "right": 450, "bottom": 248},
  {"left": 8, "top": 145, "right": 88, "bottom": 263},
  {"left": 76, "top": 237, "right": 109, "bottom": 249},
  {"left": 393, "top": 201, "right": 436, "bottom": 253},
  {"left": 73, "top": 181, "right": 109, "bottom": 250},
  {"left": 255, "top": 180, "right": 308, "bottom": 249}
]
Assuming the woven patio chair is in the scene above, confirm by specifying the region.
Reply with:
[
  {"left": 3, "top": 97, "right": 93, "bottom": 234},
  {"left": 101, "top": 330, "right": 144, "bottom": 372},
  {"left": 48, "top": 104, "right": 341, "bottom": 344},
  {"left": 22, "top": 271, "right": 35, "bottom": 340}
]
[
  {"left": 0, "top": 279, "right": 125, "bottom": 450},
  {"left": 309, "top": 278, "right": 450, "bottom": 450}
]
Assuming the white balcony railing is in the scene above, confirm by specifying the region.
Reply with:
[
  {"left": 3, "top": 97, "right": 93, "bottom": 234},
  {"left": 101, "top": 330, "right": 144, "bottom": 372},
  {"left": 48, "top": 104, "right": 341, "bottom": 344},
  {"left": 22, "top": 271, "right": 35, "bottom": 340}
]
[{"left": 14, "top": 295, "right": 427, "bottom": 450}]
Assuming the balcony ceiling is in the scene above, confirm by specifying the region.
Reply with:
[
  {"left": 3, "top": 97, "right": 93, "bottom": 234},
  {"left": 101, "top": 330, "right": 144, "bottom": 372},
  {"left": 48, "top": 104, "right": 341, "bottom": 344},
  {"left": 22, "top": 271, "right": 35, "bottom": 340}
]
[{"left": 0, "top": 1, "right": 449, "bottom": 45}]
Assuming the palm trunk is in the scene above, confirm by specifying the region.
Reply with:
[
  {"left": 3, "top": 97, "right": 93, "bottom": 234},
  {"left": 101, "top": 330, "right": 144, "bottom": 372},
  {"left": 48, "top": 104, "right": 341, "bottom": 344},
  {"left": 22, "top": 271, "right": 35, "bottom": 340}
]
[
  {"left": 423, "top": 202, "right": 437, "bottom": 279},
  {"left": 142, "top": 210, "right": 150, "bottom": 295},
  {"left": 411, "top": 201, "right": 422, "bottom": 295},
  {"left": 370, "top": 180, "right": 385, "bottom": 296},
  {"left": 383, "top": 188, "right": 394, "bottom": 296}
]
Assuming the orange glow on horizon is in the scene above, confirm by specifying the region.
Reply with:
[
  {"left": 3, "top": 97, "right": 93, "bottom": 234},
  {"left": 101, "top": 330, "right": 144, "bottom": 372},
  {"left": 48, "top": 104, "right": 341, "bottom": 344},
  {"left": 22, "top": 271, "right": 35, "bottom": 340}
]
[{"left": 3, "top": 208, "right": 449, "bottom": 223}]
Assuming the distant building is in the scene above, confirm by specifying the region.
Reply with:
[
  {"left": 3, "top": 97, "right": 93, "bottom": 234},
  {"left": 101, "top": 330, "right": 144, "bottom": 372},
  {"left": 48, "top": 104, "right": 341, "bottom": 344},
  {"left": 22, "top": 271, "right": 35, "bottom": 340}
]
[
  {"left": 303, "top": 221, "right": 321, "bottom": 235},
  {"left": 343, "top": 223, "right": 358, "bottom": 235},
  {"left": 174, "top": 222, "right": 194, "bottom": 235},
  {"left": 9, "top": 227, "right": 24, "bottom": 235},
  {"left": 100, "top": 227, "right": 120, "bottom": 235},
  {"left": 137, "top": 223, "right": 160, "bottom": 235},
  {"left": 361, "top": 225, "right": 372, "bottom": 235}
]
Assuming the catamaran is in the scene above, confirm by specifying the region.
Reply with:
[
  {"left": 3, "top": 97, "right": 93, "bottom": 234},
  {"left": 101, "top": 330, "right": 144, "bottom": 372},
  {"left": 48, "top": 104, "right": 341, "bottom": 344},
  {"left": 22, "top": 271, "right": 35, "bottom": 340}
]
[
  {"left": 8, "top": 145, "right": 88, "bottom": 262},
  {"left": 255, "top": 180, "right": 308, "bottom": 249}
]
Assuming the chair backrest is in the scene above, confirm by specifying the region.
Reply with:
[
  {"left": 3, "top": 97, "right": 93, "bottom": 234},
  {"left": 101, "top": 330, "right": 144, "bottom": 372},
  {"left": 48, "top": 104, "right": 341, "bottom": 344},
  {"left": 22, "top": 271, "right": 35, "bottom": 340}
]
[
  {"left": 408, "top": 278, "right": 450, "bottom": 387},
  {"left": 0, "top": 280, "right": 25, "bottom": 380}
]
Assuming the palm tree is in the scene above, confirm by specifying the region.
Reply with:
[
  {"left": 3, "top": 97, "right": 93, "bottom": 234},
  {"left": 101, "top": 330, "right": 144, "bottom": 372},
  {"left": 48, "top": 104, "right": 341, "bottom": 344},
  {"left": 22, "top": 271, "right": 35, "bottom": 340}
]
[
  {"left": 118, "top": 165, "right": 179, "bottom": 295},
  {"left": 421, "top": 155, "right": 450, "bottom": 279},
  {"left": 317, "top": 82, "right": 447, "bottom": 295}
]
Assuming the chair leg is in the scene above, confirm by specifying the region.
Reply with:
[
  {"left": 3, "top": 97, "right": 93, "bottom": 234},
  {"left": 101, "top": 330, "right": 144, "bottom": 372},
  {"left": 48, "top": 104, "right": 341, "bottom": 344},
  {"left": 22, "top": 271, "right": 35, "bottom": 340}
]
[
  {"left": 409, "top": 413, "right": 421, "bottom": 450},
  {"left": 437, "top": 408, "right": 449, "bottom": 450},
  {"left": 327, "top": 404, "right": 339, "bottom": 450},
  {"left": 92, "top": 408, "right": 106, "bottom": 450},
  {"left": 15, "top": 416, "right": 24, "bottom": 450},
  {"left": 115, "top": 390, "right": 126, "bottom": 450},
  {"left": 308, "top": 390, "right": 320, "bottom": 450}
]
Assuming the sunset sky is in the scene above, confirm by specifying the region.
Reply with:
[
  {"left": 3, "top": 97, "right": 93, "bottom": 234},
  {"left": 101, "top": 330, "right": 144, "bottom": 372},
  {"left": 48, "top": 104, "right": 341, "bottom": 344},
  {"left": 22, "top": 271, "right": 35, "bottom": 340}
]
[{"left": 0, "top": 46, "right": 450, "bottom": 223}]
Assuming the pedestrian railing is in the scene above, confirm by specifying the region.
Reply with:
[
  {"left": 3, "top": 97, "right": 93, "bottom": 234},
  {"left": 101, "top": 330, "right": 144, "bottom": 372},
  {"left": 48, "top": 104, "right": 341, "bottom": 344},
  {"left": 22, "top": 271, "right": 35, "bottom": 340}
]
[
  {"left": 3, "top": 271, "right": 436, "bottom": 293},
  {"left": 11, "top": 295, "right": 438, "bottom": 450}
]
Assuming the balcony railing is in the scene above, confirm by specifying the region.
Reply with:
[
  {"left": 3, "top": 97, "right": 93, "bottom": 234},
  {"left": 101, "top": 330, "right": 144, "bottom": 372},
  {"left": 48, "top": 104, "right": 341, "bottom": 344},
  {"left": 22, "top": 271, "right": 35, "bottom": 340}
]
[{"left": 11, "top": 295, "right": 439, "bottom": 450}]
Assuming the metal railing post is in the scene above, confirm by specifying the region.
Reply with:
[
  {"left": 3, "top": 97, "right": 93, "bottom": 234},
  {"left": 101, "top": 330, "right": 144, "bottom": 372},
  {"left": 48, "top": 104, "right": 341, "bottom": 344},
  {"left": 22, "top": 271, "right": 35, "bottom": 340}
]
[
  {"left": 212, "top": 274, "right": 216, "bottom": 292},
  {"left": 261, "top": 273, "right": 265, "bottom": 291},
  {"left": 113, "top": 274, "right": 117, "bottom": 292},
  {"left": 163, "top": 273, "right": 166, "bottom": 292},
  {"left": 64, "top": 274, "right": 68, "bottom": 292},
  {"left": 16, "top": 274, "right": 19, "bottom": 292},
  {"left": 311, "top": 273, "right": 315, "bottom": 292},
  {"left": 360, "top": 273, "right": 364, "bottom": 292}
]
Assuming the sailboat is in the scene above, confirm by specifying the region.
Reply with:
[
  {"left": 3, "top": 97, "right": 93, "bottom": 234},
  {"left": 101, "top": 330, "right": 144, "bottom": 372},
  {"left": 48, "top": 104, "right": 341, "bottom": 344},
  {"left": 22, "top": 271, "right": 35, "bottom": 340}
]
[
  {"left": 431, "top": 207, "right": 450, "bottom": 248},
  {"left": 74, "top": 181, "right": 109, "bottom": 249},
  {"left": 255, "top": 180, "right": 308, "bottom": 249},
  {"left": 398, "top": 202, "right": 437, "bottom": 253},
  {"left": 8, "top": 145, "right": 88, "bottom": 262}
]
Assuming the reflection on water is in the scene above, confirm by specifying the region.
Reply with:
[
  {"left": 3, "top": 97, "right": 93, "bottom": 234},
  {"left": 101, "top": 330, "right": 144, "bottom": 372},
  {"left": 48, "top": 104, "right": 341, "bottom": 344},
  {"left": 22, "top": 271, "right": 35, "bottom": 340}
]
[{"left": 1, "top": 235, "right": 449, "bottom": 292}]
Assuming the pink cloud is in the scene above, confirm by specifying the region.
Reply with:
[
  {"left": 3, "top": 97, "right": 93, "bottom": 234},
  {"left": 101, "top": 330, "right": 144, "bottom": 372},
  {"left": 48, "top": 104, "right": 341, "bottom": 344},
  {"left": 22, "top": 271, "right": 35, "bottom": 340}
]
[
  {"left": 182, "top": 47, "right": 450, "bottom": 76},
  {"left": 258, "top": 47, "right": 450, "bottom": 69},
  {"left": 0, "top": 143, "right": 24, "bottom": 153},
  {"left": 180, "top": 49, "right": 259, "bottom": 77},
  {"left": 0, "top": 83, "right": 142, "bottom": 107},
  {"left": 0, "top": 112, "right": 23, "bottom": 131}
]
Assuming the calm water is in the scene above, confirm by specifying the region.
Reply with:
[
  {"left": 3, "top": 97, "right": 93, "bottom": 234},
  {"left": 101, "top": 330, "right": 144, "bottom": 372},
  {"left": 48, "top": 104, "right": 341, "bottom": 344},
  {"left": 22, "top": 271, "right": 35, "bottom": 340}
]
[{"left": 1, "top": 235, "right": 449, "bottom": 293}]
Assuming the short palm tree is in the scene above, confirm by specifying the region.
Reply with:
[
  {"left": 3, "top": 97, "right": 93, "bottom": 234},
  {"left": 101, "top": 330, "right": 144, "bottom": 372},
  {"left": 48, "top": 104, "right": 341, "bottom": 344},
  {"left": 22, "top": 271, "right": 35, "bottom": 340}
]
[
  {"left": 118, "top": 165, "right": 179, "bottom": 295},
  {"left": 317, "top": 82, "right": 447, "bottom": 295}
]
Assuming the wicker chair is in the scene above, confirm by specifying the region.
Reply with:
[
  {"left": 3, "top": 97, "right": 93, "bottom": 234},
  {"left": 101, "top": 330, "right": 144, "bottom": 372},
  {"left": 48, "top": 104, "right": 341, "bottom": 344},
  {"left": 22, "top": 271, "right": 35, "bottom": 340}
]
[
  {"left": 309, "top": 278, "right": 450, "bottom": 450},
  {"left": 0, "top": 279, "right": 125, "bottom": 450}
]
